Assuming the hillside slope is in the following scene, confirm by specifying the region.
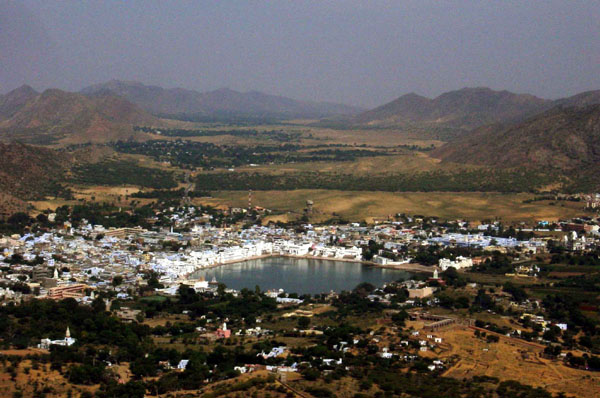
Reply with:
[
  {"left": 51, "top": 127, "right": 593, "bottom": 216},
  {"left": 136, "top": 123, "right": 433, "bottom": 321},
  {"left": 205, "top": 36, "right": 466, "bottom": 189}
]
[
  {"left": 81, "top": 80, "right": 363, "bottom": 119},
  {"left": 0, "top": 89, "right": 156, "bottom": 144},
  {"left": 357, "top": 87, "right": 552, "bottom": 129},
  {"left": 0, "top": 142, "right": 71, "bottom": 200},
  {"left": 554, "top": 90, "right": 600, "bottom": 108},
  {"left": 432, "top": 104, "right": 600, "bottom": 171},
  {"left": 0, "top": 85, "right": 38, "bottom": 119}
]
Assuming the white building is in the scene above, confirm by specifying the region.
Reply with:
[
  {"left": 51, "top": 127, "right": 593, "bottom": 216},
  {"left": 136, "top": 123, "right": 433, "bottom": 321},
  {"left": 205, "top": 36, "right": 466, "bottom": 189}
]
[
  {"left": 438, "top": 256, "right": 473, "bottom": 271},
  {"left": 38, "top": 327, "right": 76, "bottom": 349}
]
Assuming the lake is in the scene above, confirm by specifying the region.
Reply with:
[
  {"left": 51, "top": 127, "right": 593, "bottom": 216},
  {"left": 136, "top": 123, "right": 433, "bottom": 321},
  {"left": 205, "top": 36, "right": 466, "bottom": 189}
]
[{"left": 190, "top": 256, "right": 412, "bottom": 295}]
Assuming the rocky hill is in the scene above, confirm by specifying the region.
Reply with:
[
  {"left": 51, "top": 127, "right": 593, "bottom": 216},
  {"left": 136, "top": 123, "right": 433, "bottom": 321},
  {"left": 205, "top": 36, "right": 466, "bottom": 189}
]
[
  {"left": 0, "top": 85, "right": 38, "bottom": 119},
  {"left": 0, "top": 88, "right": 157, "bottom": 144},
  {"left": 356, "top": 87, "right": 552, "bottom": 130},
  {"left": 432, "top": 104, "right": 600, "bottom": 172},
  {"left": 81, "top": 80, "right": 363, "bottom": 120}
]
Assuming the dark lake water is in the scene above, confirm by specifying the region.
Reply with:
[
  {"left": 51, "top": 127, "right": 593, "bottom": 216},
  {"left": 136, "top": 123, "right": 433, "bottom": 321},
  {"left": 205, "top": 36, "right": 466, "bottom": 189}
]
[{"left": 190, "top": 257, "right": 412, "bottom": 295}]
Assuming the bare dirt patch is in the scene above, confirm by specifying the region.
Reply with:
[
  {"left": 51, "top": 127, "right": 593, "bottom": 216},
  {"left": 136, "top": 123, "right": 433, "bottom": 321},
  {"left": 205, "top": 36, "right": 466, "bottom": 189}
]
[{"left": 437, "top": 328, "right": 600, "bottom": 398}]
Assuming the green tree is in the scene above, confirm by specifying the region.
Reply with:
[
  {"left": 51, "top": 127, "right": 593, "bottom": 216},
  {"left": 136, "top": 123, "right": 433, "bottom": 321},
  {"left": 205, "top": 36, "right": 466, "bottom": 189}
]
[
  {"left": 297, "top": 317, "right": 310, "bottom": 329},
  {"left": 112, "top": 275, "right": 124, "bottom": 287}
]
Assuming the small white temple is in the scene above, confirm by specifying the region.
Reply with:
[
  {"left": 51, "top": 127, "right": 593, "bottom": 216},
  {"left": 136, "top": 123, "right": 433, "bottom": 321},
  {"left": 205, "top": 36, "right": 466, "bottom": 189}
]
[{"left": 38, "top": 327, "right": 76, "bottom": 349}]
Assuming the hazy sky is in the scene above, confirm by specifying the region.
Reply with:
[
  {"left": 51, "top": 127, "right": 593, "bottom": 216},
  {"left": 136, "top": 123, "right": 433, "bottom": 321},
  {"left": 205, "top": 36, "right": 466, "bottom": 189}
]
[{"left": 2, "top": 1, "right": 600, "bottom": 107}]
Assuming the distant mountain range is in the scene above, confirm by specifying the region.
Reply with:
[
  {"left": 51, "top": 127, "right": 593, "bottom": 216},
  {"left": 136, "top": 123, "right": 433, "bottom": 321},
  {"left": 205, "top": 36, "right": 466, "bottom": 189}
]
[
  {"left": 356, "top": 87, "right": 600, "bottom": 130},
  {"left": 80, "top": 80, "right": 364, "bottom": 120},
  {"left": 2, "top": 81, "right": 600, "bottom": 181},
  {"left": 0, "top": 80, "right": 363, "bottom": 145},
  {"left": 0, "top": 86, "right": 156, "bottom": 144}
]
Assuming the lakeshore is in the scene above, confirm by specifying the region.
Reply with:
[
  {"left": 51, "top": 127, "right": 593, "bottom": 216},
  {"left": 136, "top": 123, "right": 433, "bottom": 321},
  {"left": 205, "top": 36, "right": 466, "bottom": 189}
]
[
  {"left": 185, "top": 253, "right": 435, "bottom": 278},
  {"left": 189, "top": 257, "right": 413, "bottom": 294},
  {"left": 371, "top": 262, "right": 436, "bottom": 274}
]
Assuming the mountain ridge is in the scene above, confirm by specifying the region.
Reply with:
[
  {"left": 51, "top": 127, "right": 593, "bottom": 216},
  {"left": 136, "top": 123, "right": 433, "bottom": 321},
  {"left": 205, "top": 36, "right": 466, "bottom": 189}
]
[
  {"left": 356, "top": 87, "right": 554, "bottom": 129},
  {"left": 81, "top": 79, "right": 364, "bottom": 119},
  {"left": 0, "top": 88, "right": 156, "bottom": 144},
  {"left": 432, "top": 103, "right": 600, "bottom": 172},
  {"left": 0, "top": 84, "right": 39, "bottom": 119}
]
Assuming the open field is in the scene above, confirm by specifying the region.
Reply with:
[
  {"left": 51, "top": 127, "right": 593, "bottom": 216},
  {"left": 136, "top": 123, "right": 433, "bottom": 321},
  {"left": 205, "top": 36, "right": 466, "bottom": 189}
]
[
  {"left": 145, "top": 122, "right": 444, "bottom": 147},
  {"left": 435, "top": 328, "right": 600, "bottom": 398},
  {"left": 196, "top": 190, "right": 585, "bottom": 223},
  {"left": 230, "top": 152, "right": 460, "bottom": 175},
  {"left": 16, "top": 121, "right": 591, "bottom": 223},
  {"left": 285, "top": 122, "right": 447, "bottom": 146},
  {"left": 26, "top": 180, "right": 586, "bottom": 224},
  {"left": 76, "top": 185, "right": 142, "bottom": 198},
  {"left": 28, "top": 199, "right": 81, "bottom": 213},
  {"left": 29, "top": 185, "right": 147, "bottom": 213}
]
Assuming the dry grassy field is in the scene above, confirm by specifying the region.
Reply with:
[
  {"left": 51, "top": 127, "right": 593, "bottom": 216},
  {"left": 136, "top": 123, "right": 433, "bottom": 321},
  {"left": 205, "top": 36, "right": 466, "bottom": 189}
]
[
  {"left": 155, "top": 121, "right": 444, "bottom": 147},
  {"left": 0, "top": 357, "right": 97, "bottom": 398},
  {"left": 27, "top": 173, "right": 585, "bottom": 224},
  {"left": 230, "top": 152, "right": 460, "bottom": 175},
  {"left": 197, "top": 190, "right": 584, "bottom": 223},
  {"left": 432, "top": 328, "right": 600, "bottom": 398},
  {"left": 301, "top": 125, "right": 444, "bottom": 147},
  {"left": 29, "top": 185, "right": 145, "bottom": 213}
]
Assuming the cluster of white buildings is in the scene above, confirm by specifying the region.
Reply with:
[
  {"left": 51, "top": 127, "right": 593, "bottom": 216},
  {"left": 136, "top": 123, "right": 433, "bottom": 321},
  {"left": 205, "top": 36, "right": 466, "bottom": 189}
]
[
  {"left": 4, "top": 202, "right": 600, "bottom": 305},
  {"left": 0, "top": 216, "right": 369, "bottom": 300},
  {"left": 428, "top": 233, "right": 544, "bottom": 250},
  {"left": 145, "top": 240, "right": 362, "bottom": 279}
]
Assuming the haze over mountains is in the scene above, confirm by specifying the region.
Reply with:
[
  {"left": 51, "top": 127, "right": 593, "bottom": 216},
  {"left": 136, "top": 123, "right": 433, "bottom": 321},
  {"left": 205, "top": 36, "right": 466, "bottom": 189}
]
[
  {"left": 356, "top": 87, "right": 600, "bottom": 130},
  {"left": 1, "top": 80, "right": 600, "bottom": 183},
  {"left": 0, "top": 84, "right": 39, "bottom": 120},
  {"left": 80, "top": 80, "right": 364, "bottom": 120},
  {"left": 0, "top": 80, "right": 364, "bottom": 144}
]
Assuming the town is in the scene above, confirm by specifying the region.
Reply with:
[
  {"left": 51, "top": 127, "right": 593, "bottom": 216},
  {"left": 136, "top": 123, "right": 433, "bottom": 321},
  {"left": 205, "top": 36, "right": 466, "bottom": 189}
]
[
  {"left": 4, "top": 2, "right": 600, "bottom": 396},
  {"left": 1, "top": 201, "right": 596, "bottom": 302},
  {"left": 0, "top": 201, "right": 599, "bottom": 397}
]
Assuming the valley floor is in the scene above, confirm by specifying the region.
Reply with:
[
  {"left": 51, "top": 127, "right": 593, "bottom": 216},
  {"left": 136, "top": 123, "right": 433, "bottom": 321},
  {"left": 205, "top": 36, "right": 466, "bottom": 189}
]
[{"left": 194, "top": 190, "right": 584, "bottom": 223}]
